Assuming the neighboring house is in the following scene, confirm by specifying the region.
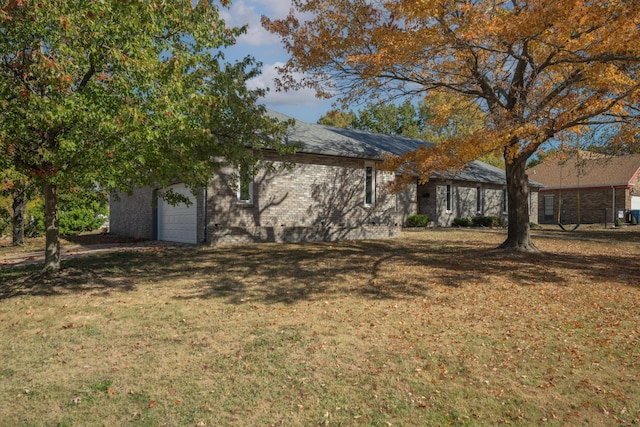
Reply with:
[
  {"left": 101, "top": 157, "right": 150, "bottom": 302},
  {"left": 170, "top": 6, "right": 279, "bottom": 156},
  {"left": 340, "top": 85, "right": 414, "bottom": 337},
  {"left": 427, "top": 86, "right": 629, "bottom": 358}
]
[
  {"left": 110, "top": 111, "right": 540, "bottom": 244},
  {"left": 528, "top": 151, "right": 640, "bottom": 225}
]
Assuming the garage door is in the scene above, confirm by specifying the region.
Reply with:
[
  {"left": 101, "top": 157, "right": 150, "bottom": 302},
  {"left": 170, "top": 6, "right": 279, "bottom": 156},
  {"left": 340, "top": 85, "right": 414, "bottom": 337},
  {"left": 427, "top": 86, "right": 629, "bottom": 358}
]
[
  {"left": 632, "top": 196, "right": 640, "bottom": 210},
  {"left": 157, "top": 183, "right": 197, "bottom": 244}
]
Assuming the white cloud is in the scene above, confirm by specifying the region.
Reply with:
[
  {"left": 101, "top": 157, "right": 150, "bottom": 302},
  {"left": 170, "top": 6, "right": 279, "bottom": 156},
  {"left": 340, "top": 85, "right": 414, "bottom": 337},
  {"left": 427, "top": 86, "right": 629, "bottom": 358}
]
[
  {"left": 220, "top": 1, "right": 331, "bottom": 122},
  {"left": 248, "top": 62, "right": 332, "bottom": 122},
  {"left": 248, "top": 0, "right": 293, "bottom": 17},
  {"left": 248, "top": 62, "right": 316, "bottom": 106},
  {"left": 221, "top": 0, "right": 291, "bottom": 47}
]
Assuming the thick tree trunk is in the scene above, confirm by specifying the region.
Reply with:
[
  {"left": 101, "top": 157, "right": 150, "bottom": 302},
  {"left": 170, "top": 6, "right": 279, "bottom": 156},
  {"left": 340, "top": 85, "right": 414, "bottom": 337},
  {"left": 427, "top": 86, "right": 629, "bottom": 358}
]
[
  {"left": 12, "top": 185, "right": 26, "bottom": 246},
  {"left": 499, "top": 157, "right": 539, "bottom": 252},
  {"left": 43, "top": 182, "right": 61, "bottom": 272}
]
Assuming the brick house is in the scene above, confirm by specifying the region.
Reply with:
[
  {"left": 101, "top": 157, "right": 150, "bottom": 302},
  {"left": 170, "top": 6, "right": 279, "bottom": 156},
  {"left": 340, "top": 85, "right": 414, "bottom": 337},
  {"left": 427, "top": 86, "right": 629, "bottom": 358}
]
[
  {"left": 528, "top": 151, "right": 640, "bottom": 225},
  {"left": 110, "top": 111, "right": 540, "bottom": 244}
]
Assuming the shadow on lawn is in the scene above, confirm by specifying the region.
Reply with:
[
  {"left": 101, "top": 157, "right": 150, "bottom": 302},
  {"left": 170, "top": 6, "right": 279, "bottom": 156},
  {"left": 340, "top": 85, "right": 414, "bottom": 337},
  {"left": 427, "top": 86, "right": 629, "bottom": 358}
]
[
  {"left": 1, "top": 235, "right": 638, "bottom": 302},
  {"left": 0, "top": 262, "right": 137, "bottom": 299},
  {"left": 174, "top": 237, "right": 639, "bottom": 303}
]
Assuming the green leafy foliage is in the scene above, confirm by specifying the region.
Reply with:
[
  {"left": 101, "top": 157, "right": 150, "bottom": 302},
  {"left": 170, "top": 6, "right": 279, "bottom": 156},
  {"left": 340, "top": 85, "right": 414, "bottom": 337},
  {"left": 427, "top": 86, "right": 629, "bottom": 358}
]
[
  {"left": 0, "top": 205, "right": 9, "bottom": 237},
  {"left": 452, "top": 217, "right": 472, "bottom": 227},
  {"left": 318, "top": 97, "right": 503, "bottom": 167},
  {"left": 1, "top": 1, "right": 294, "bottom": 269},
  {"left": 472, "top": 216, "right": 503, "bottom": 228},
  {"left": 317, "top": 110, "right": 356, "bottom": 128},
  {"left": 28, "top": 190, "right": 107, "bottom": 237},
  {"left": 406, "top": 214, "right": 429, "bottom": 227}
]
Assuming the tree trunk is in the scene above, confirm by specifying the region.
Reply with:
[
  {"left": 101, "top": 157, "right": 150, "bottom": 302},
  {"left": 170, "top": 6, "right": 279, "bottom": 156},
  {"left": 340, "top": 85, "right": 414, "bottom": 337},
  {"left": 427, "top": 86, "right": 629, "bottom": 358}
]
[
  {"left": 43, "top": 182, "right": 61, "bottom": 272},
  {"left": 499, "top": 156, "right": 539, "bottom": 252},
  {"left": 12, "top": 185, "right": 26, "bottom": 246}
]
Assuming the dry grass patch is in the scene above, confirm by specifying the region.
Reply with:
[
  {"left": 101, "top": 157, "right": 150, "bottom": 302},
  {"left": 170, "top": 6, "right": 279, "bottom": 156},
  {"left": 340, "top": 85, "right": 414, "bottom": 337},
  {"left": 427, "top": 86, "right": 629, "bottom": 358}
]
[{"left": 0, "top": 229, "right": 638, "bottom": 426}]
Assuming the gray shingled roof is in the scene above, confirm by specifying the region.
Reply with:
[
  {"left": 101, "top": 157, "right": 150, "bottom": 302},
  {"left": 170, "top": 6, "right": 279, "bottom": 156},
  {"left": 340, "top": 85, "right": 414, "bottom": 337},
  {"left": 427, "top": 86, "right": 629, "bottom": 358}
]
[
  {"left": 269, "top": 109, "right": 425, "bottom": 158},
  {"left": 268, "top": 109, "right": 542, "bottom": 187}
]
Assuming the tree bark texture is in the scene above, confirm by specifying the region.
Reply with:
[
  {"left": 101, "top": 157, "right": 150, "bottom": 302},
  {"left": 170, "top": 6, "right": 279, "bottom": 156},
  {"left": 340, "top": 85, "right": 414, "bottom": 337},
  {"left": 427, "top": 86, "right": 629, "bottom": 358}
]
[
  {"left": 11, "top": 185, "right": 26, "bottom": 246},
  {"left": 43, "top": 182, "right": 61, "bottom": 272},
  {"left": 499, "top": 158, "right": 539, "bottom": 252}
]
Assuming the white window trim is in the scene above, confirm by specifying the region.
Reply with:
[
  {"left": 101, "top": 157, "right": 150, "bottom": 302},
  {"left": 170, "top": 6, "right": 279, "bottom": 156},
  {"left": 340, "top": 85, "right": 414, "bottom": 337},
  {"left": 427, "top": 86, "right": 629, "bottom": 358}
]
[
  {"left": 445, "top": 183, "right": 452, "bottom": 213},
  {"left": 364, "top": 162, "right": 376, "bottom": 207},
  {"left": 476, "top": 186, "right": 483, "bottom": 214},
  {"left": 237, "top": 166, "right": 253, "bottom": 205}
]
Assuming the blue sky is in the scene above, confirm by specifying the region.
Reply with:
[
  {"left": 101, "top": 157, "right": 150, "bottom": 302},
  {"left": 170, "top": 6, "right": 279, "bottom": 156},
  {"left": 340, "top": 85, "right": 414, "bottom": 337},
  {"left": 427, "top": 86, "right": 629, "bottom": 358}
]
[{"left": 220, "top": 0, "right": 333, "bottom": 124}]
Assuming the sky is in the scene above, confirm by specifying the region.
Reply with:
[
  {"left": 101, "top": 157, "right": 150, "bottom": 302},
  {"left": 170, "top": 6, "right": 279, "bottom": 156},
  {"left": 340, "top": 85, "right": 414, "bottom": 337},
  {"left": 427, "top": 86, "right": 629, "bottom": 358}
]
[{"left": 219, "top": 0, "right": 334, "bottom": 124}]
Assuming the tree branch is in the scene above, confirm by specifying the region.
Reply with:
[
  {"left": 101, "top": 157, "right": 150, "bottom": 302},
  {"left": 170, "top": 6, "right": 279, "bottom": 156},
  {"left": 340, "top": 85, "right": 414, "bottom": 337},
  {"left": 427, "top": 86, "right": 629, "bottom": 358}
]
[{"left": 76, "top": 64, "right": 96, "bottom": 92}]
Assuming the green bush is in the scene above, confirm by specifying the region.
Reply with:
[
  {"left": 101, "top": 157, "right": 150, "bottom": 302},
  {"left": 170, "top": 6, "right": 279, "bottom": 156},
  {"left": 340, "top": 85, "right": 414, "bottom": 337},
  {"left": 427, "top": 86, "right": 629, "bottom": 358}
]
[
  {"left": 0, "top": 206, "right": 10, "bottom": 237},
  {"left": 406, "top": 214, "right": 430, "bottom": 227},
  {"left": 472, "top": 215, "right": 503, "bottom": 227},
  {"left": 28, "top": 190, "right": 108, "bottom": 237},
  {"left": 614, "top": 218, "right": 624, "bottom": 227},
  {"left": 452, "top": 217, "right": 472, "bottom": 227}
]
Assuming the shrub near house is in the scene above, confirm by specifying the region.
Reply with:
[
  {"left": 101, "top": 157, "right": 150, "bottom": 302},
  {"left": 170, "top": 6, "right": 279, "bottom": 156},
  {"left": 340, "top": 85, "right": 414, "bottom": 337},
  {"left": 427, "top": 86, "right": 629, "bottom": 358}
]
[
  {"left": 0, "top": 205, "right": 9, "bottom": 237},
  {"left": 472, "top": 216, "right": 503, "bottom": 227},
  {"left": 406, "top": 214, "right": 429, "bottom": 227},
  {"left": 453, "top": 217, "right": 472, "bottom": 227},
  {"left": 28, "top": 191, "right": 108, "bottom": 237}
]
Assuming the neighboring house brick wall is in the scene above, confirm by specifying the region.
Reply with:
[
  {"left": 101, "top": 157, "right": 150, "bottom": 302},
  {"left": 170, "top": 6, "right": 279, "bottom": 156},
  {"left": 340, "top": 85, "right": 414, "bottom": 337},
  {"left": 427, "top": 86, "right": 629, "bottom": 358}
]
[
  {"left": 538, "top": 187, "right": 629, "bottom": 224},
  {"left": 206, "top": 153, "right": 414, "bottom": 244},
  {"left": 109, "top": 188, "right": 154, "bottom": 239}
]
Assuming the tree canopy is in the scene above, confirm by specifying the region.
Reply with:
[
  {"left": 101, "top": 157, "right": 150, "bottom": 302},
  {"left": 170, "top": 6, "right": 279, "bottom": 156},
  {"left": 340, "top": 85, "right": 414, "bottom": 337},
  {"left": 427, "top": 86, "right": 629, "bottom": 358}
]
[
  {"left": 319, "top": 95, "right": 502, "bottom": 166},
  {"left": 264, "top": 0, "right": 640, "bottom": 252},
  {"left": 1, "top": 0, "right": 293, "bottom": 270}
]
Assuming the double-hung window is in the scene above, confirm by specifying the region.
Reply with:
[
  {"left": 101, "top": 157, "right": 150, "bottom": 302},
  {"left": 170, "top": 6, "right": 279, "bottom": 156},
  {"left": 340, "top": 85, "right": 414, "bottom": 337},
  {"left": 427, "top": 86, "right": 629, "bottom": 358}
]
[
  {"left": 364, "top": 162, "right": 375, "bottom": 207},
  {"left": 237, "top": 165, "right": 253, "bottom": 204},
  {"left": 544, "top": 195, "right": 554, "bottom": 221},
  {"left": 476, "top": 186, "right": 483, "bottom": 214}
]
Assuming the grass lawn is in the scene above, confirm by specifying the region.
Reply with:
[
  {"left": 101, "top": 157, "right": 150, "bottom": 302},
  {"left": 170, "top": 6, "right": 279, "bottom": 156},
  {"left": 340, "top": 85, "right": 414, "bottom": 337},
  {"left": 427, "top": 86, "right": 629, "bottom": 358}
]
[{"left": 0, "top": 229, "right": 638, "bottom": 426}]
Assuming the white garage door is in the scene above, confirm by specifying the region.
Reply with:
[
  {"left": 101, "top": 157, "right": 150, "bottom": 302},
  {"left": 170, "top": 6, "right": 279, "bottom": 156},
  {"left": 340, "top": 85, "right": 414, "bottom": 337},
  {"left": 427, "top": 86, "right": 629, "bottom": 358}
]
[
  {"left": 157, "top": 183, "right": 197, "bottom": 244},
  {"left": 632, "top": 196, "right": 640, "bottom": 210}
]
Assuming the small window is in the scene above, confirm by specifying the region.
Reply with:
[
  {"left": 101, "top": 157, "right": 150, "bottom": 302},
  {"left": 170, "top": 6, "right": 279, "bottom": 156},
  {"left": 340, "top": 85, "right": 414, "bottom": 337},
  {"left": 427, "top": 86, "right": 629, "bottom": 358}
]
[
  {"left": 237, "top": 165, "right": 253, "bottom": 204},
  {"left": 364, "top": 163, "right": 375, "bottom": 206},
  {"left": 502, "top": 188, "right": 508, "bottom": 214},
  {"left": 476, "top": 186, "right": 483, "bottom": 214},
  {"left": 446, "top": 184, "right": 452, "bottom": 212},
  {"left": 544, "top": 195, "right": 554, "bottom": 220}
]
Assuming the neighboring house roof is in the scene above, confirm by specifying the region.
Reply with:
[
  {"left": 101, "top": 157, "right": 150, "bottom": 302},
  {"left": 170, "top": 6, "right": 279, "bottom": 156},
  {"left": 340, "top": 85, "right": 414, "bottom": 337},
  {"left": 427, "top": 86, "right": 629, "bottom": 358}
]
[
  {"left": 268, "top": 110, "right": 541, "bottom": 187},
  {"left": 528, "top": 151, "right": 640, "bottom": 189}
]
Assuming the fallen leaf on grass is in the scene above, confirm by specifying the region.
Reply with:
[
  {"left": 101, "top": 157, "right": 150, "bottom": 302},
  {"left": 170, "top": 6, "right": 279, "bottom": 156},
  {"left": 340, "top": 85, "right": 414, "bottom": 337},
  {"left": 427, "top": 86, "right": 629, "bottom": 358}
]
[{"left": 148, "top": 400, "right": 156, "bottom": 408}]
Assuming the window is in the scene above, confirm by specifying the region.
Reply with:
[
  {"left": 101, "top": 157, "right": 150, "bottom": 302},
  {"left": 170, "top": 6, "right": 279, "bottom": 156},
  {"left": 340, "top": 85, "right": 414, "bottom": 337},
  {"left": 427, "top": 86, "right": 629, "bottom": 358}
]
[
  {"left": 446, "top": 184, "right": 452, "bottom": 212},
  {"left": 364, "top": 163, "right": 375, "bottom": 206},
  {"left": 476, "top": 186, "right": 483, "bottom": 213},
  {"left": 544, "top": 195, "right": 554, "bottom": 221},
  {"left": 237, "top": 165, "right": 253, "bottom": 204},
  {"left": 502, "top": 188, "right": 508, "bottom": 214}
]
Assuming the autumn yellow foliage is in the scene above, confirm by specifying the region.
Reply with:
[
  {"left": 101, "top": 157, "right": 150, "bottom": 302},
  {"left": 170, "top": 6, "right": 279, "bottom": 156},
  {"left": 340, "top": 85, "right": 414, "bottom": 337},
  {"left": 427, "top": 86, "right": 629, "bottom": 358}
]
[{"left": 264, "top": 0, "right": 640, "bottom": 251}]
